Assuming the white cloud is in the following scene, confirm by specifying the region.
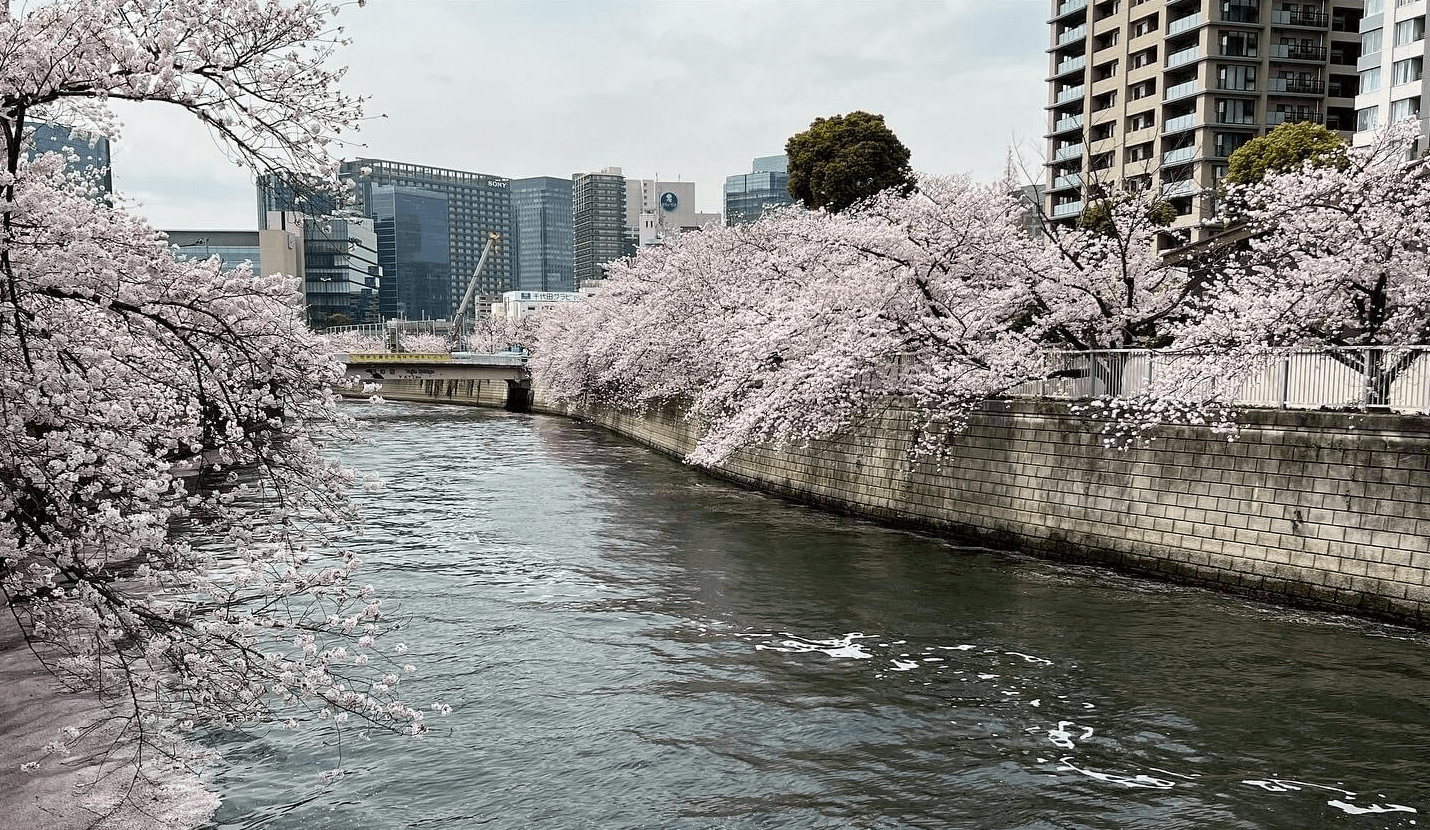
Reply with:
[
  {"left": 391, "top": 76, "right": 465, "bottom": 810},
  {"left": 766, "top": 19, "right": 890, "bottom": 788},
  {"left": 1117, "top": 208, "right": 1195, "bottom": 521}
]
[{"left": 110, "top": 0, "right": 1048, "bottom": 229}]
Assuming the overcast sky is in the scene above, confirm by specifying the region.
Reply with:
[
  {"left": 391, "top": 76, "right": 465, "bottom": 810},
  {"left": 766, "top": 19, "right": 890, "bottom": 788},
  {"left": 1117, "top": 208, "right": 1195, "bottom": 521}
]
[{"left": 111, "top": 0, "right": 1048, "bottom": 230}]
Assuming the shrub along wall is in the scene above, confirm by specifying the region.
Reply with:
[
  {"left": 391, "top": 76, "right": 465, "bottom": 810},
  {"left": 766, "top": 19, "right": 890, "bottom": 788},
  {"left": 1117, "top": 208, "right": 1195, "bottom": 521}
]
[{"left": 534, "top": 396, "right": 1430, "bottom": 627}]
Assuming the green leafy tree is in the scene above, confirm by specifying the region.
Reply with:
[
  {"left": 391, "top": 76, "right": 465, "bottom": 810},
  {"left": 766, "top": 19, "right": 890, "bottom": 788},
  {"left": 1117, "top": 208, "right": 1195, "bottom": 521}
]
[
  {"left": 1223, "top": 122, "right": 1347, "bottom": 186},
  {"left": 1076, "top": 195, "right": 1176, "bottom": 236},
  {"left": 785, "top": 111, "right": 916, "bottom": 213}
]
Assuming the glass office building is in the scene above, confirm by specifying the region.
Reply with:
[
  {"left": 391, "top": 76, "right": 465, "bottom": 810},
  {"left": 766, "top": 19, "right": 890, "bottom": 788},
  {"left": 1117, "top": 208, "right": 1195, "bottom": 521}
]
[
  {"left": 302, "top": 217, "right": 381, "bottom": 325},
  {"left": 31, "top": 122, "right": 112, "bottom": 196},
  {"left": 724, "top": 155, "right": 794, "bottom": 225},
  {"left": 511, "top": 177, "right": 574, "bottom": 293},
  {"left": 369, "top": 185, "right": 451, "bottom": 321},
  {"left": 340, "top": 160, "right": 514, "bottom": 319}
]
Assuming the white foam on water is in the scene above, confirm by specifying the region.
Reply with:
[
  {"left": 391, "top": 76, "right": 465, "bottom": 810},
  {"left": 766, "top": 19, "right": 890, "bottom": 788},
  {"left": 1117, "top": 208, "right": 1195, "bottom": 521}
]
[
  {"left": 1058, "top": 757, "right": 1176, "bottom": 790},
  {"left": 938, "top": 645, "right": 977, "bottom": 651},
  {"left": 889, "top": 659, "right": 920, "bottom": 672},
  {"left": 1328, "top": 800, "right": 1418, "bottom": 815},
  {"left": 978, "top": 673, "right": 999, "bottom": 680},
  {"left": 1030, "top": 699, "right": 1042, "bottom": 707},
  {"left": 1242, "top": 779, "right": 1353, "bottom": 796},
  {"left": 1149, "top": 767, "right": 1200, "bottom": 781},
  {"left": 753, "top": 632, "right": 874, "bottom": 659},
  {"left": 1048, "top": 721, "right": 1079, "bottom": 749},
  {"left": 1005, "top": 651, "right": 1054, "bottom": 665}
]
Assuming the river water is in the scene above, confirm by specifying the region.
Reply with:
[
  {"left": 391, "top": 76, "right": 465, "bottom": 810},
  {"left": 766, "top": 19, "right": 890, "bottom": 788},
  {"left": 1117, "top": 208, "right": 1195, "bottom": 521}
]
[{"left": 208, "top": 403, "right": 1430, "bottom": 830}]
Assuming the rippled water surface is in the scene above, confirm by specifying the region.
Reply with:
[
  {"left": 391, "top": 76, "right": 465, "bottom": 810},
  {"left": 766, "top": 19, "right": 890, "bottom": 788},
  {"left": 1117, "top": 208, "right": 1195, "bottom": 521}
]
[{"left": 209, "top": 403, "right": 1430, "bottom": 829}]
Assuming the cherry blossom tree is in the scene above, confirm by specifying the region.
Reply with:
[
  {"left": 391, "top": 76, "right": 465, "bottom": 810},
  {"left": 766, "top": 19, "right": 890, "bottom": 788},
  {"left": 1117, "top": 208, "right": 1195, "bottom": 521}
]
[
  {"left": 0, "top": 0, "right": 432, "bottom": 804},
  {"left": 1182, "top": 125, "right": 1430, "bottom": 406},
  {"left": 533, "top": 176, "right": 1060, "bottom": 464}
]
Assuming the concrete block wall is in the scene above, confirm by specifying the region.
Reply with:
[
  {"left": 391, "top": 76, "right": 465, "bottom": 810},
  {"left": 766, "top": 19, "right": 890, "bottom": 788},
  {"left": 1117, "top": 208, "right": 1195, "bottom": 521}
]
[{"left": 538, "top": 396, "right": 1430, "bottom": 627}]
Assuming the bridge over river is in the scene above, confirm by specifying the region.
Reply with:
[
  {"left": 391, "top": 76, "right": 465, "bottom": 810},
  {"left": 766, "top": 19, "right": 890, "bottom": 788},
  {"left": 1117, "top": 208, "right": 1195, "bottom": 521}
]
[
  {"left": 340, "top": 351, "right": 533, "bottom": 409},
  {"left": 205, "top": 402, "right": 1429, "bottom": 830}
]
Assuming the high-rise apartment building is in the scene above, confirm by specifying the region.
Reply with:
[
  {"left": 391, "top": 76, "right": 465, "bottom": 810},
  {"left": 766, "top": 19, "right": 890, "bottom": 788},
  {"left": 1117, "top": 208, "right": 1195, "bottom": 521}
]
[
  {"left": 511, "top": 176, "right": 574, "bottom": 293},
  {"left": 724, "top": 155, "right": 795, "bottom": 226},
  {"left": 1352, "top": 0, "right": 1428, "bottom": 146},
  {"left": 338, "top": 160, "right": 514, "bottom": 319},
  {"left": 1046, "top": 0, "right": 1363, "bottom": 245},
  {"left": 573, "top": 167, "right": 627, "bottom": 287}
]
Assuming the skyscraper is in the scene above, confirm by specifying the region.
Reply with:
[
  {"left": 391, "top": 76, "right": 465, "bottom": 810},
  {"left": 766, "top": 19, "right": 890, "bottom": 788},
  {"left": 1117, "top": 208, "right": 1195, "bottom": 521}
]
[
  {"left": 1045, "top": 0, "right": 1363, "bottom": 247},
  {"left": 511, "top": 176, "right": 574, "bottom": 292},
  {"left": 573, "top": 167, "right": 626, "bottom": 287},
  {"left": 724, "top": 155, "right": 795, "bottom": 225},
  {"left": 339, "top": 160, "right": 515, "bottom": 318}
]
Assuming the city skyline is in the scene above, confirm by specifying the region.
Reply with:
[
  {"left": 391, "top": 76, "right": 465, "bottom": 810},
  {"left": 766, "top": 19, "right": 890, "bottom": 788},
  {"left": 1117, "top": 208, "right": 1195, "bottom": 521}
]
[{"left": 107, "top": 0, "right": 1047, "bottom": 230}]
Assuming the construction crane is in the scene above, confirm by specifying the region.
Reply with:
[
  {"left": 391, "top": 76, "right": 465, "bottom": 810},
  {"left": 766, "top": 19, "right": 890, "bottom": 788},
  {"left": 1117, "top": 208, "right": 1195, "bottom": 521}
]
[{"left": 449, "top": 231, "right": 500, "bottom": 352}]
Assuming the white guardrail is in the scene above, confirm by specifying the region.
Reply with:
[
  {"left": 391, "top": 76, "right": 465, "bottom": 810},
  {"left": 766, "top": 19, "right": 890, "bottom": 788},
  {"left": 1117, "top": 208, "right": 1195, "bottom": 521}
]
[{"left": 1007, "top": 347, "right": 1430, "bottom": 413}]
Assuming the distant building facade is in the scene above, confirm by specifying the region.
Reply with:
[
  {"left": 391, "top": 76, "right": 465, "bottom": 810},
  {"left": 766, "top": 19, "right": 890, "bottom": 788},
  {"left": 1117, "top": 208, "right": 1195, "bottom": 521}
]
[
  {"left": 724, "top": 155, "right": 794, "bottom": 225},
  {"left": 337, "top": 160, "right": 515, "bottom": 320},
  {"left": 31, "top": 122, "right": 112, "bottom": 196},
  {"left": 298, "top": 215, "right": 381, "bottom": 325},
  {"left": 573, "top": 167, "right": 627, "bottom": 287},
  {"left": 511, "top": 176, "right": 574, "bottom": 293},
  {"left": 1352, "top": 0, "right": 1430, "bottom": 147},
  {"left": 164, "top": 230, "right": 262, "bottom": 276},
  {"left": 625, "top": 179, "right": 722, "bottom": 236},
  {"left": 490, "top": 288, "right": 595, "bottom": 323}
]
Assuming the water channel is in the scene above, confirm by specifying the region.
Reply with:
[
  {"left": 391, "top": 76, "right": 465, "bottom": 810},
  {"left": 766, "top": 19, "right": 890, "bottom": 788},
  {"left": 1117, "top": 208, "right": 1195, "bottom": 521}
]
[{"left": 209, "top": 403, "right": 1430, "bottom": 830}]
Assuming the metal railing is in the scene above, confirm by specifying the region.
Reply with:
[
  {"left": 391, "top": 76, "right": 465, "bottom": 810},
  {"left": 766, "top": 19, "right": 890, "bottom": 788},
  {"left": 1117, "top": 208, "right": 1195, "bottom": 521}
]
[{"left": 1006, "top": 347, "right": 1430, "bottom": 413}]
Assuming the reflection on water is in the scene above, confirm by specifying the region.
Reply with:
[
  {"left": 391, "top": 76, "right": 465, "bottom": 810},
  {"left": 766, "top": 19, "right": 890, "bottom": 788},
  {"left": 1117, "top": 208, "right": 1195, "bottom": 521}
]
[{"left": 208, "top": 403, "right": 1430, "bottom": 830}]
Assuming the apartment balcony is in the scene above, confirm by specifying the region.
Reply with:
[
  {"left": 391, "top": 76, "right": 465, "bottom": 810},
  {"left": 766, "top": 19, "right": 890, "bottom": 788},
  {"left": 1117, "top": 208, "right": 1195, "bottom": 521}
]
[
  {"left": 1215, "top": 114, "right": 1258, "bottom": 126},
  {"left": 1164, "top": 79, "right": 1201, "bottom": 101},
  {"left": 1051, "top": 113, "right": 1086, "bottom": 134},
  {"left": 1271, "top": 9, "right": 1330, "bottom": 27},
  {"left": 1054, "top": 142, "right": 1086, "bottom": 161},
  {"left": 1269, "top": 43, "right": 1328, "bottom": 61},
  {"left": 1219, "top": 46, "right": 1261, "bottom": 59},
  {"left": 1054, "top": 84, "right": 1086, "bottom": 105},
  {"left": 1218, "top": 7, "right": 1260, "bottom": 24},
  {"left": 1056, "top": 23, "right": 1088, "bottom": 47},
  {"left": 1167, "top": 12, "right": 1204, "bottom": 35},
  {"left": 1162, "top": 146, "right": 1198, "bottom": 166},
  {"left": 1166, "top": 45, "right": 1202, "bottom": 68},
  {"left": 1267, "top": 109, "right": 1324, "bottom": 126},
  {"left": 1050, "top": 172, "right": 1083, "bottom": 192},
  {"left": 1051, "top": 200, "right": 1085, "bottom": 218},
  {"left": 1054, "top": 54, "right": 1088, "bottom": 77},
  {"left": 1051, "top": 0, "right": 1088, "bottom": 21},
  {"left": 1267, "top": 77, "right": 1326, "bottom": 94},
  {"left": 1162, "top": 113, "right": 1199, "bottom": 134},
  {"left": 1161, "top": 179, "right": 1199, "bottom": 198}
]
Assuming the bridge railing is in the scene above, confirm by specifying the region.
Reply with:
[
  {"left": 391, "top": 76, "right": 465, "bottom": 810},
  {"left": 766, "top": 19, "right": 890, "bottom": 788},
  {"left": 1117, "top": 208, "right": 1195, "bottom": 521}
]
[{"left": 1005, "top": 346, "right": 1430, "bottom": 413}]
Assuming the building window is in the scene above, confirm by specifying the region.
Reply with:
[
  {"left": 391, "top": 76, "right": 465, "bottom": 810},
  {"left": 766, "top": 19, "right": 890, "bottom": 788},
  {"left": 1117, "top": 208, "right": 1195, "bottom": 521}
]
[
  {"left": 1218, "top": 64, "right": 1258, "bottom": 90},
  {"left": 1396, "top": 16, "right": 1425, "bottom": 45},
  {"left": 1394, "top": 56, "right": 1424, "bottom": 85},
  {"left": 1221, "top": 0, "right": 1259, "bottom": 22},
  {"left": 1214, "top": 131, "right": 1253, "bottom": 157},
  {"left": 1356, "top": 105, "right": 1380, "bottom": 131},
  {"left": 1364, "top": 0, "right": 1384, "bottom": 13},
  {"left": 1130, "top": 79, "right": 1157, "bottom": 99},
  {"left": 1131, "top": 13, "right": 1158, "bottom": 36},
  {"left": 1220, "top": 31, "right": 1259, "bottom": 57},
  {"left": 1361, "top": 66, "right": 1383, "bottom": 93},
  {"left": 1362, "top": 27, "right": 1383, "bottom": 54},
  {"left": 1129, "top": 110, "right": 1156, "bottom": 131},
  {"left": 1127, "top": 142, "right": 1155, "bottom": 162},
  {"left": 1216, "top": 97, "right": 1256, "bottom": 124},
  {"left": 1391, "top": 96, "right": 1420, "bottom": 122},
  {"left": 1091, "top": 120, "right": 1117, "bottom": 140}
]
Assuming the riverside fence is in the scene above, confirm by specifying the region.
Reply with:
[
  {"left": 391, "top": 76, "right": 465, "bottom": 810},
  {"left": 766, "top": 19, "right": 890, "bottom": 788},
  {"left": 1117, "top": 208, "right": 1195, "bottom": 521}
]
[{"left": 1011, "top": 346, "right": 1430, "bottom": 414}]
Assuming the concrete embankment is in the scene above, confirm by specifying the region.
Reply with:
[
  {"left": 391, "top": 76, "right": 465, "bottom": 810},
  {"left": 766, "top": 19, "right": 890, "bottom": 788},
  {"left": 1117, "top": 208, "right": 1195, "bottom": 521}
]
[{"left": 377, "top": 379, "right": 1430, "bottom": 627}]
